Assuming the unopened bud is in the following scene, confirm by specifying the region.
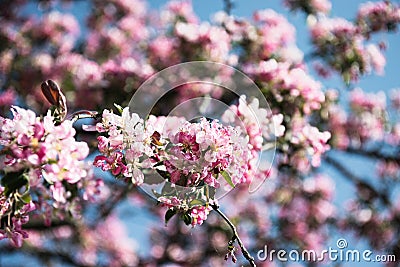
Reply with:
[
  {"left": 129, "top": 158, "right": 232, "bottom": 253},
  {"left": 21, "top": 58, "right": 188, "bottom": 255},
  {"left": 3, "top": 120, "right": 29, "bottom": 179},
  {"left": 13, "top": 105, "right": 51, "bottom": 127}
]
[
  {"left": 224, "top": 253, "right": 229, "bottom": 261},
  {"left": 232, "top": 254, "right": 237, "bottom": 263}
]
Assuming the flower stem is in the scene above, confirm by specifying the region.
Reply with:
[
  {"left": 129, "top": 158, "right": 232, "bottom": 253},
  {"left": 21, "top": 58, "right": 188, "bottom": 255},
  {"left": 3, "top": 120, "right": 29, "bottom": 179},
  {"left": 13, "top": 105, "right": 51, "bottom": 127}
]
[{"left": 211, "top": 204, "right": 256, "bottom": 267}]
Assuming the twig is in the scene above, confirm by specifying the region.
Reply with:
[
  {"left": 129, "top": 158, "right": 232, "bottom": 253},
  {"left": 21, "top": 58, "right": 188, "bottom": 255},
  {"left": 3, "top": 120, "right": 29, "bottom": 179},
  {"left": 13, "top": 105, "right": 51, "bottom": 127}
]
[
  {"left": 223, "top": 0, "right": 234, "bottom": 15},
  {"left": 211, "top": 204, "right": 256, "bottom": 267}
]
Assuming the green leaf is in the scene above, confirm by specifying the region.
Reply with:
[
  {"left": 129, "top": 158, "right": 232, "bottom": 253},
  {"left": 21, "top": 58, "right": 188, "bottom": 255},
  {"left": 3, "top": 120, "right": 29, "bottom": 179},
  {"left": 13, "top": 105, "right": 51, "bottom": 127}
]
[
  {"left": 161, "top": 182, "right": 177, "bottom": 197},
  {"left": 343, "top": 72, "right": 351, "bottom": 86},
  {"left": 1, "top": 170, "right": 24, "bottom": 186},
  {"left": 221, "top": 171, "right": 235, "bottom": 188},
  {"left": 182, "top": 213, "right": 192, "bottom": 226},
  {"left": 189, "top": 199, "right": 206, "bottom": 208},
  {"left": 19, "top": 193, "right": 32, "bottom": 204},
  {"left": 165, "top": 209, "right": 177, "bottom": 225},
  {"left": 113, "top": 103, "right": 124, "bottom": 114},
  {"left": 165, "top": 142, "right": 174, "bottom": 151},
  {"left": 1, "top": 171, "right": 29, "bottom": 196}
]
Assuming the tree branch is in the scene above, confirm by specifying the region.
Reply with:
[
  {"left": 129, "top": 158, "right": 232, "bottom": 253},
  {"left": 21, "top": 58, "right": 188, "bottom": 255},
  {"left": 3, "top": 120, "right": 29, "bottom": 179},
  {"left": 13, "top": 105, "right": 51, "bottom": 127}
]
[
  {"left": 326, "top": 155, "right": 400, "bottom": 262},
  {"left": 211, "top": 204, "right": 256, "bottom": 267},
  {"left": 325, "top": 156, "right": 391, "bottom": 206},
  {"left": 344, "top": 147, "right": 399, "bottom": 163},
  {"left": 23, "top": 219, "right": 75, "bottom": 230},
  {"left": 91, "top": 183, "right": 133, "bottom": 228},
  {"left": 223, "top": 0, "right": 234, "bottom": 15},
  {"left": 1, "top": 245, "right": 94, "bottom": 267}
]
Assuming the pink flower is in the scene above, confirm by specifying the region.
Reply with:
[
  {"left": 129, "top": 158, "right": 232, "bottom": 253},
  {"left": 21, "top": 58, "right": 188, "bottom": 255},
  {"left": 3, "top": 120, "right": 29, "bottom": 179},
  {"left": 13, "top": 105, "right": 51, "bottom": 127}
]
[
  {"left": 0, "top": 88, "right": 16, "bottom": 107},
  {"left": 390, "top": 89, "right": 400, "bottom": 110},
  {"left": 254, "top": 9, "right": 296, "bottom": 57},
  {"left": 158, "top": 196, "right": 182, "bottom": 208},
  {"left": 311, "top": 0, "right": 331, "bottom": 14},
  {"left": 166, "top": 0, "right": 198, "bottom": 24},
  {"left": 190, "top": 205, "right": 212, "bottom": 226},
  {"left": 350, "top": 87, "right": 386, "bottom": 112},
  {"left": 1, "top": 107, "right": 89, "bottom": 185},
  {"left": 92, "top": 108, "right": 150, "bottom": 184},
  {"left": 310, "top": 17, "right": 357, "bottom": 40},
  {"left": 290, "top": 119, "right": 331, "bottom": 169},
  {"left": 366, "top": 44, "right": 386, "bottom": 74},
  {"left": 50, "top": 183, "right": 67, "bottom": 203},
  {"left": 0, "top": 185, "right": 35, "bottom": 247},
  {"left": 357, "top": 1, "right": 400, "bottom": 35},
  {"left": 284, "top": 0, "right": 331, "bottom": 14},
  {"left": 149, "top": 36, "right": 176, "bottom": 62}
]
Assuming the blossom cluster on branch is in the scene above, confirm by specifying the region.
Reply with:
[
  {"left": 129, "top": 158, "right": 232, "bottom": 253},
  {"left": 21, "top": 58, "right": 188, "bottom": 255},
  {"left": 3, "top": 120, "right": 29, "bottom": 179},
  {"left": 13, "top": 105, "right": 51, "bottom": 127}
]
[
  {"left": 91, "top": 96, "right": 285, "bottom": 228},
  {"left": 0, "top": 106, "right": 102, "bottom": 247}
]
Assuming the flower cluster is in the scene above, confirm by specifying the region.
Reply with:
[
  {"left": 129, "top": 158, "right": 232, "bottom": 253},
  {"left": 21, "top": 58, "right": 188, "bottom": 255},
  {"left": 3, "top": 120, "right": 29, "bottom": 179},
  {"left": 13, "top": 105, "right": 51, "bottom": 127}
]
[
  {"left": 273, "top": 174, "right": 336, "bottom": 251},
  {"left": 253, "top": 9, "right": 296, "bottom": 59},
  {"left": 93, "top": 107, "right": 151, "bottom": 184},
  {"left": 323, "top": 87, "right": 391, "bottom": 149},
  {"left": 189, "top": 205, "right": 213, "bottom": 227},
  {"left": 162, "top": 118, "right": 251, "bottom": 188},
  {"left": 0, "top": 106, "right": 93, "bottom": 247},
  {"left": 223, "top": 96, "right": 285, "bottom": 147},
  {"left": 356, "top": 1, "right": 400, "bottom": 37},
  {"left": 19, "top": 11, "right": 80, "bottom": 54},
  {"left": 222, "top": 96, "right": 284, "bottom": 182},
  {"left": 93, "top": 106, "right": 252, "bottom": 189},
  {"left": 0, "top": 188, "right": 35, "bottom": 247},
  {"left": 34, "top": 163, "right": 103, "bottom": 226},
  {"left": 287, "top": 116, "right": 331, "bottom": 172},
  {"left": 309, "top": 17, "right": 386, "bottom": 81},
  {"left": 0, "top": 107, "right": 89, "bottom": 182},
  {"left": 244, "top": 59, "right": 326, "bottom": 115},
  {"left": 92, "top": 96, "right": 279, "bottom": 226},
  {"left": 174, "top": 21, "right": 231, "bottom": 62},
  {"left": 348, "top": 88, "right": 387, "bottom": 144},
  {"left": 284, "top": 0, "right": 332, "bottom": 15}
]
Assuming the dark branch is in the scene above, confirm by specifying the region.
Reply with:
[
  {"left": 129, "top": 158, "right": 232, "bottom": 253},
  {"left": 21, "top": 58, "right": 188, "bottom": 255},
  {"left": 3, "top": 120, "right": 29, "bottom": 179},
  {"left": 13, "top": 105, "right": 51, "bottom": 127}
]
[
  {"left": 326, "top": 155, "right": 400, "bottom": 262},
  {"left": 1, "top": 245, "right": 95, "bottom": 267},
  {"left": 325, "top": 156, "right": 391, "bottom": 206},
  {"left": 223, "top": 0, "right": 234, "bottom": 15},
  {"left": 211, "top": 204, "right": 256, "bottom": 267},
  {"left": 92, "top": 183, "right": 133, "bottom": 227},
  {"left": 344, "top": 147, "right": 400, "bottom": 163},
  {"left": 23, "top": 219, "right": 75, "bottom": 230}
]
